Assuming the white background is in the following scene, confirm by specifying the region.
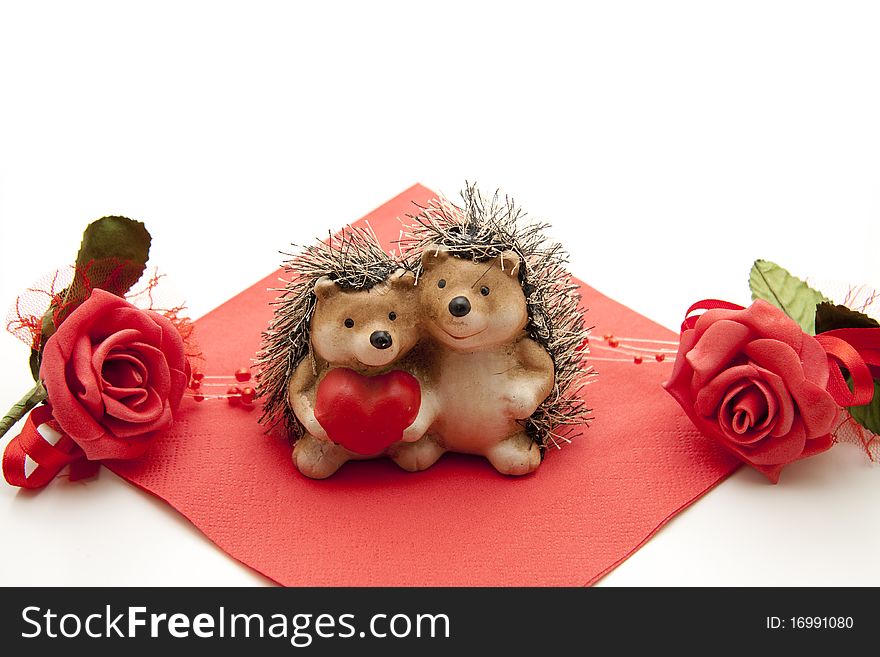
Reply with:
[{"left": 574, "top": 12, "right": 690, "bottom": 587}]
[{"left": 1, "top": 1, "right": 878, "bottom": 586}]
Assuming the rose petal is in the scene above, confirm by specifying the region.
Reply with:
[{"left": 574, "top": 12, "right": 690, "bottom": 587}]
[
  {"left": 717, "top": 383, "right": 774, "bottom": 445},
  {"left": 126, "top": 342, "right": 172, "bottom": 398},
  {"left": 801, "top": 431, "right": 835, "bottom": 458},
  {"left": 789, "top": 379, "right": 840, "bottom": 438},
  {"left": 105, "top": 306, "right": 163, "bottom": 345},
  {"left": 663, "top": 328, "right": 699, "bottom": 392},
  {"left": 103, "top": 386, "right": 165, "bottom": 425},
  {"left": 77, "top": 430, "right": 155, "bottom": 461},
  {"left": 720, "top": 380, "right": 754, "bottom": 431},
  {"left": 90, "top": 328, "right": 146, "bottom": 370},
  {"left": 716, "top": 381, "right": 749, "bottom": 433},
  {"left": 737, "top": 300, "right": 806, "bottom": 350},
  {"left": 744, "top": 339, "right": 807, "bottom": 387},
  {"left": 151, "top": 311, "right": 188, "bottom": 373},
  {"left": 102, "top": 352, "right": 148, "bottom": 389},
  {"left": 102, "top": 362, "right": 150, "bottom": 406},
  {"left": 693, "top": 364, "right": 759, "bottom": 416},
  {"left": 745, "top": 377, "right": 778, "bottom": 432},
  {"left": 103, "top": 384, "right": 149, "bottom": 407},
  {"left": 741, "top": 418, "right": 807, "bottom": 466},
  {"left": 103, "top": 405, "right": 174, "bottom": 439},
  {"left": 67, "top": 332, "right": 105, "bottom": 417},
  {"left": 691, "top": 306, "right": 751, "bottom": 338},
  {"left": 686, "top": 320, "right": 752, "bottom": 388},
  {"left": 798, "top": 333, "right": 831, "bottom": 389},
  {"left": 750, "top": 365, "right": 796, "bottom": 437},
  {"left": 168, "top": 368, "right": 188, "bottom": 412},
  {"left": 40, "top": 339, "right": 106, "bottom": 443},
  {"left": 43, "top": 290, "right": 131, "bottom": 360},
  {"left": 729, "top": 387, "right": 769, "bottom": 437},
  {"left": 746, "top": 341, "right": 837, "bottom": 437}
]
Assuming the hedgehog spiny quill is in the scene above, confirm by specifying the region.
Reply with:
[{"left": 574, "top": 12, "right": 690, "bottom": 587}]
[{"left": 400, "top": 183, "right": 595, "bottom": 451}]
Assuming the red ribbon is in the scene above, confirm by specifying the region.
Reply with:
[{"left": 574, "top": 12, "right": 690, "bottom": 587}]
[
  {"left": 680, "top": 299, "right": 746, "bottom": 332},
  {"left": 815, "top": 328, "right": 880, "bottom": 408},
  {"left": 2, "top": 404, "right": 99, "bottom": 489}
]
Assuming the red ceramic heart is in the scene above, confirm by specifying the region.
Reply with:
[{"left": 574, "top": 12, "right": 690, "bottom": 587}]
[{"left": 314, "top": 368, "right": 421, "bottom": 455}]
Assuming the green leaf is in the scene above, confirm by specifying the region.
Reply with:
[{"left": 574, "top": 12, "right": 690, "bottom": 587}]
[
  {"left": 749, "top": 260, "right": 829, "bottom": 335},
  {"left": 75, "top": 215, "right": 151, "bottom": 272},
  {"left": 58, "top": 216, "right": 152, "bottom": 323},
  {"left": 815, "top": 301, "right": 879, "bottom": 334},
  {"left": 849, "top": 380, "right": 880, "bottom": 435}
]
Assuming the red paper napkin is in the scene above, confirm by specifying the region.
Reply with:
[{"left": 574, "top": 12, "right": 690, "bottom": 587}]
[{"left": 109, "top": 184, "right": 739, "bottom": 586}]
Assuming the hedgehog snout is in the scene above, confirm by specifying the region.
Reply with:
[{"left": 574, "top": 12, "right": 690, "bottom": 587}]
[
  {"left": 448, "top": 296, "right": 471, "bottom": 317},
  {"left": 370, "top": 330, "right": 393, "bottom": 350}
]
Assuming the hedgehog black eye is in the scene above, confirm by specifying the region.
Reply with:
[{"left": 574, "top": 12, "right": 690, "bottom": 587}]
[
  {"left": 480, "top": 286, "right": 490, "bottom": 296},
  {"left": 437, "top": 279, "right": 446, "bottom": 289},
  {"left": 344, "top": 318, "right": 354, "bottom": 328},
  {"left": 388, "top": 311, "right": 397, "bottom": 321}
]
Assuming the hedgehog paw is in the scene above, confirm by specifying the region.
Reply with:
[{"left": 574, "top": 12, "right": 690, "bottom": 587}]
[
  {"left": 390, "top": 435, "right": 445, "bottom": 472},
  {"left": 485, "top": 433, "right": 541, "bottom": 476},
  {"left": 293, "top": 434, "right": 350, "bottom": 479}
]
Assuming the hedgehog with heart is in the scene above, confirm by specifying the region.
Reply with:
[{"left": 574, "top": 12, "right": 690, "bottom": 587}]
[
  {"left": 256, "top": 227, "right": 434, "bottom": 478},
  {"left": 400, "top": 184, "right": 593, "bottom": 474}
]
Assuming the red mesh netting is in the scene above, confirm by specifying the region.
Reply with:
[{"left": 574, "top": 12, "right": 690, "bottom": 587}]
[
  {"left": 834, "top": 412, "right": 880, "bottom": 463},
  {"left": 842, "top": 285, "right": 880, "bottom": 317},
  {"left": 6, "top": 266, "right": 73, "bottom": 350},
  {"left": 5, "top": 262, "right": 203, "bottom": 371}
]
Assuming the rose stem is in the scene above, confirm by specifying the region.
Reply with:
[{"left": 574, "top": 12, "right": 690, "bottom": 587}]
[{"left": 0, "top": 382, "right": 47, "bottom": 439}]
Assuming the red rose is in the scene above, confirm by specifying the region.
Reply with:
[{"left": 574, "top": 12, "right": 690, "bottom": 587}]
[
  {"left": 664, "top": 299, "right": 839, "bottom": 483},
  {"left": 40, "top": 289, "right": 189, "bottom": 461}
]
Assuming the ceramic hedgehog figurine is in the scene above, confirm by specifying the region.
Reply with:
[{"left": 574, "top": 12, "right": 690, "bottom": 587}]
[
  {"left": 400, "top": 183, "right": 593, "bottom": 474},
  {"left": 259, "top": 185, "right": 592, "bottom": 479},
  {"left": 256, "top": 227, "right": 434, "bottom": 478}
]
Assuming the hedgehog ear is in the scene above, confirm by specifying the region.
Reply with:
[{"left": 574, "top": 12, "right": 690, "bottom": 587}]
[
  {"left": 420, "top": 244, "right": 451, "bottom": 271},
  {"left": 388, "top": 268, "right": 416, "bottom": 289},
  {"left": 498, "top": 250, "right": 521, "bottom": 277},
  {"left": 313, "top": 276, "right": 338, "bottom": 301}
]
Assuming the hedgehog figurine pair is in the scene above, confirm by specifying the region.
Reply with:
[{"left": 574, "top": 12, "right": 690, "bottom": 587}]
[{"left": 258, "top": 184, "right": 592, "bottom": 479}]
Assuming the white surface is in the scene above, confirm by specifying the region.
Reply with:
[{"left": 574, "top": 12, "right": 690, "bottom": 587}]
[{"left": 1, "top": 1, "right": 878, "bottom": 586}]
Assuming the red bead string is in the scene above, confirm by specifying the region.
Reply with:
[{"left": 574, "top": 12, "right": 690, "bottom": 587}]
[
  {"left": 589, "top": 334, "right": 678, "bottom": 364},
  {"left": 185, "top": 367, "right": 255, "bottom": 408}
]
